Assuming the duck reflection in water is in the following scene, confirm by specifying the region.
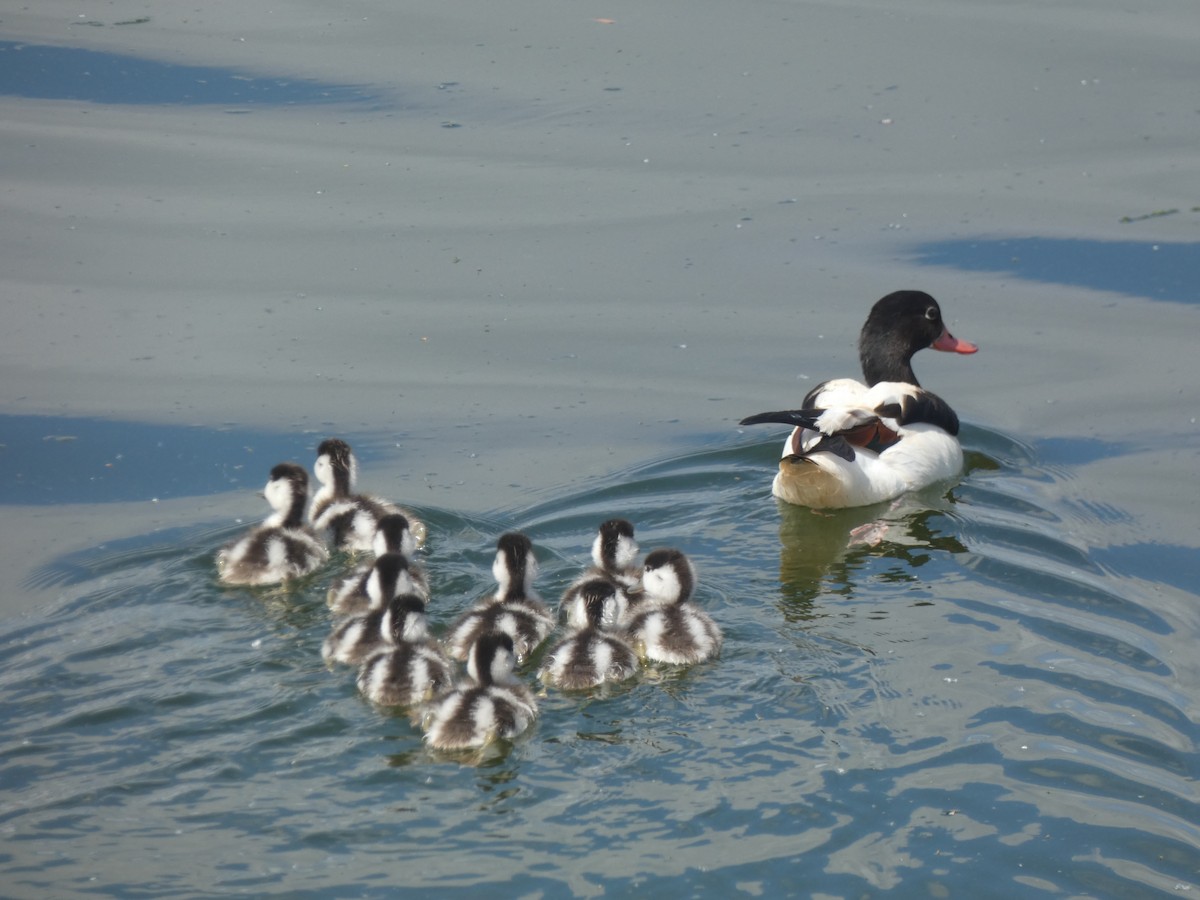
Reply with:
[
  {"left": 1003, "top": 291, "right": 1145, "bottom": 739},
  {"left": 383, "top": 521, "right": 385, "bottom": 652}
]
[{"left": 773, "top": 494, "right": 969, "bottom": 620}]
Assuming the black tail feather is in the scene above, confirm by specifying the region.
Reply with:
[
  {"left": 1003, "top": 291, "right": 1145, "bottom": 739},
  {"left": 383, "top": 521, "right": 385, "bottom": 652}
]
[{"left": 738, "top": 409, "right": 822, "bottom": 429}]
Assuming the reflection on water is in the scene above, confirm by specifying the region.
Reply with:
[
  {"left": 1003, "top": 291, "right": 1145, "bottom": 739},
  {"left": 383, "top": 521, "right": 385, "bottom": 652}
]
[
  {"left": 0, "top": 41, "right": 375, "bottom": 106},
  {"left": 2, "top": 420, "right": 1198, "bottom": 895},
  {"left": 775, "top": 500, "right": 970, "bottom": 618},
  {"left": 913, "top": 236, "right": 1200, "bottom": 304}
]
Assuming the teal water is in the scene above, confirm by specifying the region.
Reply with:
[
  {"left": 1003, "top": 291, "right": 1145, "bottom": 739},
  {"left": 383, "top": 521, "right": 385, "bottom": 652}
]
[{"left": 3, "top": 424, "right": 1197, "bottom": 897}]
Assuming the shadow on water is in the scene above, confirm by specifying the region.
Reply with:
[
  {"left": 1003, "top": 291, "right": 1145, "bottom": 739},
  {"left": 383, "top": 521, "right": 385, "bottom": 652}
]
[
  {"left": 912, "top": 236, "right": 1200, "bottom": 304},
  {"left": 0, "top": 40, "right": 377, "bottom": 106},
  {"left": 0, "top": 413, "right": 401, "bottom": 506}
]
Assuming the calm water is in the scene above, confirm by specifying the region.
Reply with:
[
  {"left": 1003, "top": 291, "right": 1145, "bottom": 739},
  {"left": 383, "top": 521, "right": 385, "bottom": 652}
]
[
  {"left": 3, "top": 1, "right": 1198, "bottom": 895},
  {"left": 2, "top": 423, "right": 1197, "bottom": 897}
]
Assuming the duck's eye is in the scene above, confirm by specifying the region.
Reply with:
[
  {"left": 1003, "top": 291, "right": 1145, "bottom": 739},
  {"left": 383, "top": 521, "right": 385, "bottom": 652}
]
[{"left": 924, "top": 306, "right": 938, "bottom": 321}]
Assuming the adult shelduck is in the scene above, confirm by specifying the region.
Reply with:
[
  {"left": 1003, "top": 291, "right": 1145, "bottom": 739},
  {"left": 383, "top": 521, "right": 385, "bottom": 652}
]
[{"left": 739, "top": 290, "right": 977, "bottom": 508}]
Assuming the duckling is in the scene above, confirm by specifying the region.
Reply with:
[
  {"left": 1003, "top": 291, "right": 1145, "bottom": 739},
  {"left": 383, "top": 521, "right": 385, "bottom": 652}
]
[
  {"left": 309, "top": 438, "right": 427, "bottom": 552},
  {"left": 559, "top": 518, "right": 642, "bottom": 616},
  {"left": 423, "top": 632, "right": 538, "bottom": 751},
  {"left": 321, "top": 556, "right": 429, "bottom": 666},
  {"left": 357, "top": 639, "right": 454, "bottom": 711},
  {"left": 623, "top": 548, "right": 723, "bottom": 665},
  {"left": 539, "top": 580, "right": 638, "bottom": 690},
  {"left": 589, "top": 518, "right": 641, "bottom": 588},
  {"left": 561, "top": 577, "right": 630, "bottom": 632},
  {"left": 443, "top": 532, "right": 554, "bottom": 662},
  {"left": 326, "top": 514, "right": 429, "bottom": 616},
  {"left": 217, "top": 463, "right": 329, "bottom": 586}
]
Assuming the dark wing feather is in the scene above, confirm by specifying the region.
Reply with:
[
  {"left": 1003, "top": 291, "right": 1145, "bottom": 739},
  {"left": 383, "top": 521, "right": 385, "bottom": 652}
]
[{"left": 876, "top": 389, "right": 960, "bottom": 435}]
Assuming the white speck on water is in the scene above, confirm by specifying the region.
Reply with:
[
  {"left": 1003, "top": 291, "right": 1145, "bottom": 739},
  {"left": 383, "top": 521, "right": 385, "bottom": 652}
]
[{"left": 251, "top": 638, "right": 263, "bottom": 649}]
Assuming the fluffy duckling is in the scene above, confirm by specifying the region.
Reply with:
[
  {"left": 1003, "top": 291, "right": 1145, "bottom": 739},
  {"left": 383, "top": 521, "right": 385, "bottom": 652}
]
[
  {"left": 322, "top": 556, "right": 430, "bottom": 666},
  {"left": 423, "top": 632, "right": 538, "bottom": 751},
  {"left": 623, "top": 548, "right": 723, "bottom": 665},
  {"left": 357, "top": 639, "right": 454, "bottom": 711},
  {"left": 309, "top": 438, "right": 427, "bottom": 552},
  {"left": 559, "top": 518, "right": 641, "bottom": 614},
  {"left": 327, "top": 514, "right": 429, "bottom": 616},
  {"left": 217, "top": 463, "right": 329, "bottom": 586},
  {"left": 562, "top": 576, "right": 630, "bottom": 632},
  {"left": 443, "top": 533, "right": 554, "bottom": 663},
  {"left": 590, "top": 518, "right": 641, "bottom": 587},
  {"left": 539, "top": 580, "right": 638, "bottom": 691}
]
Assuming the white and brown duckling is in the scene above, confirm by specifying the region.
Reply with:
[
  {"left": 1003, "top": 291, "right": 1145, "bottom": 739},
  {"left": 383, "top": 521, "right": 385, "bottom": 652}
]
[
  {"left": 423, "top": 632, "right": 538, "bottom": 751},
  {"left": 327, "top": 514, "right": 429, "bottom": 616},
  {"left": 217, "top": 462, "right": 329, "bottom": 586},
  {"left": 539, "top": 579, "right": 638, "bottom": 691},
  {"left": 357, "top": 639, "right": 454, "bottom": 712},
  {"left": 559, "top": 518, "right": 641, "bottom": 614},
  {"left": 321, "top": 556, "right": 430, "bottom": 666},
  {"left": 623, "top": 548, "right": 722, "bottom": 665},
  {"left": 443, "top": 532, "right": 554, "bottom": 663},
  {"left": 584, "top": 518, "right": 641, "bottom": 589},
  {"left": 309, "top": 438, "right": 427, "bottom": 552},
  {"left": 562, "top": 576, "right": 630, "bottom": 632}
]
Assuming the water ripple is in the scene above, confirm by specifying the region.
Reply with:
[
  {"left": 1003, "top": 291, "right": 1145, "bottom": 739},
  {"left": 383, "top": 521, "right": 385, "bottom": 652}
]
[{"left": 1, "top": 426, "right": 1197, "bottom": 895}]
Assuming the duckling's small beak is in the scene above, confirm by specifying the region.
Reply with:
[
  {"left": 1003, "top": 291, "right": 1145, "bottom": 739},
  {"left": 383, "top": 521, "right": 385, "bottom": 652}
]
[{"left": 931, "top": 328, "right": 978, "bottom": 354}]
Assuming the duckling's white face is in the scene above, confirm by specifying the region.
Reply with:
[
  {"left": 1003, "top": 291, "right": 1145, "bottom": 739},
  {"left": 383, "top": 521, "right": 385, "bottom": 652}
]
[
  {"left": 313, "top": 450, "right": 358, "bottom": 492},
  {"left": 263, "top": 474, "right": 295, "bottom": 512},
  {"left": 313, "top": 454, "right": 334, "bottom": 488},
  {"left": 642, "top": 563, "right": 685, "bottom": 604}
]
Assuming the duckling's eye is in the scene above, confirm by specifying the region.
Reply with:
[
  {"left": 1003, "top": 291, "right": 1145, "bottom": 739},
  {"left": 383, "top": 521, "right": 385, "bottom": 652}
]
[{"left": 924, "top": 306, "right": 938, "bottom": 321}]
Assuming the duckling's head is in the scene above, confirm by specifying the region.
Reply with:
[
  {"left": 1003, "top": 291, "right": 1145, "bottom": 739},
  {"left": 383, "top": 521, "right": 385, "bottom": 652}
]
[
  {"left": 493, "top": 532, "right": 537, "bottom": 599},
  {"left": 593, "top": 518, "right": 638, "bottom": 573},
  {"left": 263, "top": 463, "right": 309, "bottom": 526},
  {"left": 572, "top": 578, "right": 628, "bottom": 631},
  {"left": 314, "top": 438, "right": 358, "bottom": 496},
  {"left": 385, "top": 593, "right": 429, "bottom": 643},
  {"left": 365, "top": 552, "right": 414, "bottom": 606},
  {"left": 468, "top": 632, "right": 518, "bottom": 686},
  {"left": 373, "top": 513, "right": 417, "bottom": 558},
  {"left": 640, "top": 548, "right": 696, "bottom": 605}
]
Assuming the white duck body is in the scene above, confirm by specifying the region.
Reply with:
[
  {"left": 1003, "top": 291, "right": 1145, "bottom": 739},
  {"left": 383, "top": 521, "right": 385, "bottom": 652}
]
[
  {"left": 217, "top": 463, "right": 329, "bottom": 586},
  {"left": 740, "top": 290, "right": 978, "bottom": 509},
  {"left": 769, "top": 379, "right": 966, "bottom": 509},
  {"left": 423, "top": 633, "right": 538, "bottom": 751}
]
